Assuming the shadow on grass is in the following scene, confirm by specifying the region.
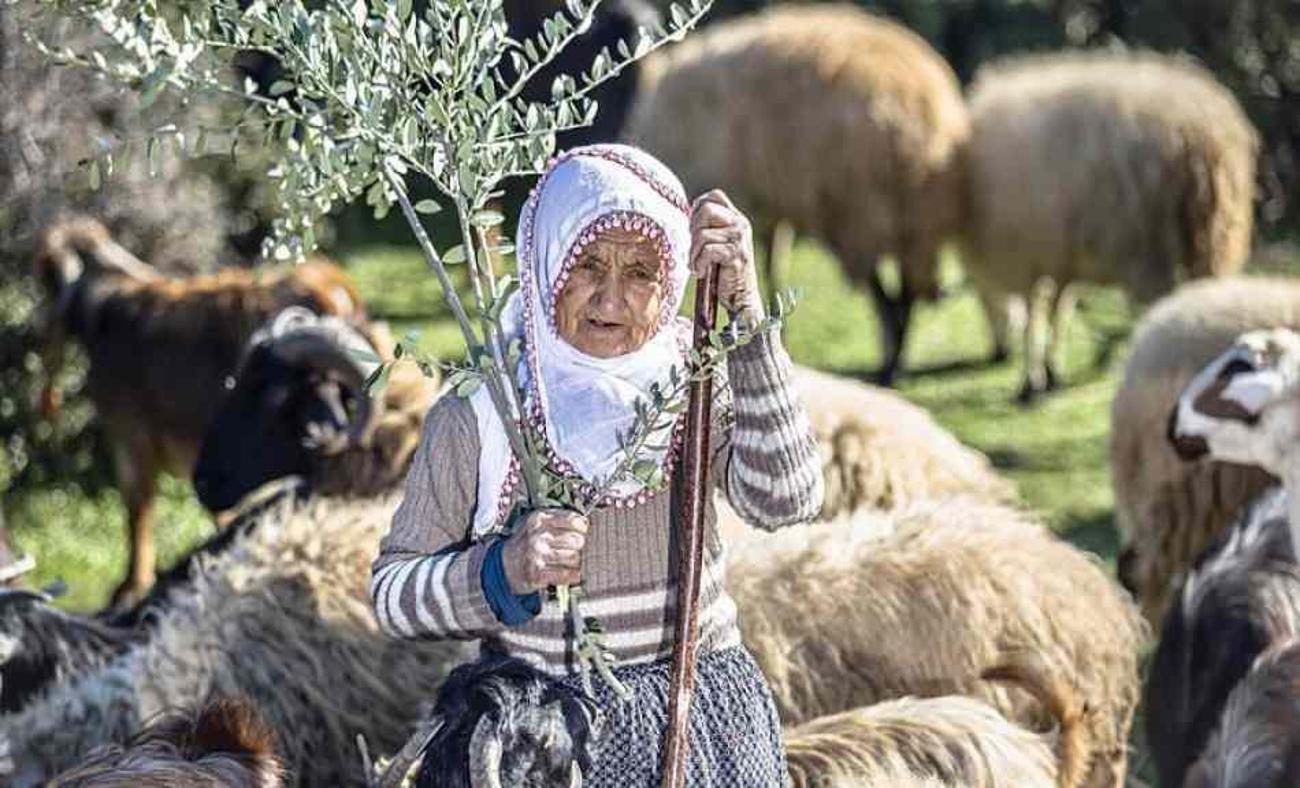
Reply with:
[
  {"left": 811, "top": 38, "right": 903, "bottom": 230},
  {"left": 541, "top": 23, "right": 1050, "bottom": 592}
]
[{"left": 1058, "top": 509, "right": 1121, "bottom": 564}]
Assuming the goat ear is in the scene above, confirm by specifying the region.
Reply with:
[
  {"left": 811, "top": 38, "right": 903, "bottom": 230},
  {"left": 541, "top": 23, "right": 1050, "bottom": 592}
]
[
  {"left": 1194, "top": 366, "right": 1286, "bottom": 424},
  {"left": 468, "top": 715, "right": 504, "bottom": 788}
]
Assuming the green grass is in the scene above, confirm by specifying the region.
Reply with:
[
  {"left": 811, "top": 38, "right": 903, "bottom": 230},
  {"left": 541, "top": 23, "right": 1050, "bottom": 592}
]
[{"left": 8, "top": 239, "right": 1143, "bottom": 610}]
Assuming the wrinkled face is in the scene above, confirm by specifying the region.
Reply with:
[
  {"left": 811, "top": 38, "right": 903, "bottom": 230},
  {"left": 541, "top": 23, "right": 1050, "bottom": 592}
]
[
  {"left": 1168, "top": 328, "right": 1300, "bottom": 477},
  {"left": 554, "top": 227, "right": 664, "bottom": 358}
]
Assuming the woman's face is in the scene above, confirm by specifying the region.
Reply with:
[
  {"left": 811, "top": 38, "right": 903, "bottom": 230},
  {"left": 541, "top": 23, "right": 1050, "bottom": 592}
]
[{"left": 555, "top": 227, "right": 664, "bottom": 358}]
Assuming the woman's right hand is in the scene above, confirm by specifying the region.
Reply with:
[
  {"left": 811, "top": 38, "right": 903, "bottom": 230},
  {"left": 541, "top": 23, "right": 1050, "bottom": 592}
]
[{"left": 501, "top": 509, "right": 589, "bottom": 595}]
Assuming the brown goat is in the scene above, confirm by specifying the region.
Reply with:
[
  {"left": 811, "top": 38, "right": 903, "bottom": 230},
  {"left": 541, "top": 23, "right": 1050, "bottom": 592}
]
[
  {"left": 46, "top": 695, "right": 284, "bottom": 787},
  {"left": 31, "top": 216, "right": 366, "bottom": 607}
]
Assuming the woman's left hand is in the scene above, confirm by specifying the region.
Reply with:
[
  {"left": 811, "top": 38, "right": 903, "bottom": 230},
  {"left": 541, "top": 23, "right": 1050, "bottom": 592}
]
[{"left": 690, "top": 190, "right": 764, "bottom": 323}]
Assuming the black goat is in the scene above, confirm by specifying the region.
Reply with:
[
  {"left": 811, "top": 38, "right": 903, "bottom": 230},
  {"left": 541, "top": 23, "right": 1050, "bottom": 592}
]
[
  {"left": 193, "top": 309, "right": 437, "bottom": 516},
  {"left": 1145, "top": 488, "right": 1300, "bottom": 787},
  {"left": 416, "top": 654, "right": 601, "bottom": 788},
  {"left": 0, "top": 587, "right": 136, "bottom": 713},
  {"left": 1184, "top": 640, "right": 1300, "bottom": 788}
]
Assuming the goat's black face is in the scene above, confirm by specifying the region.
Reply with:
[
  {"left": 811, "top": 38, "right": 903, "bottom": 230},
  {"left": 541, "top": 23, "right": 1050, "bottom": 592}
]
[{"left": 193, "top": 344, "right": 361, "bottom": 513}]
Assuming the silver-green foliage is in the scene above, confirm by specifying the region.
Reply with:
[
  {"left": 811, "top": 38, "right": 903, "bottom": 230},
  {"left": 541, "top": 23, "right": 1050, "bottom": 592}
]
[{"left": 32, "top": 0, "right": 718, "bottom": 697}]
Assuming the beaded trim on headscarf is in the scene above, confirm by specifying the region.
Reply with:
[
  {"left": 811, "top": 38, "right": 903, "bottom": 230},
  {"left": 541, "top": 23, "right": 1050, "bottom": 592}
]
[{"left": 490, "top": 147, "right": 693, "bottom": 520}]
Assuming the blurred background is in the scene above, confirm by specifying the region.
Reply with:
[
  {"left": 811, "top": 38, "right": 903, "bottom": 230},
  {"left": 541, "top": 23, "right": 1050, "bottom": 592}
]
[{"left": 1, "top": 0, "right": 1297, "bottom": 610}]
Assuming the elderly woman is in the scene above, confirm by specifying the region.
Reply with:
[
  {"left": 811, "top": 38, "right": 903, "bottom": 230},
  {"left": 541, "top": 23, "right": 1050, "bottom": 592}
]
[{"left": 371, "top": 144, "right": 822, "bottom": 784}]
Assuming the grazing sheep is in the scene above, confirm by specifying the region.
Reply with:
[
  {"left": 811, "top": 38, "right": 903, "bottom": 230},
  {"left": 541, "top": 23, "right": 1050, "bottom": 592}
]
[
  {"left": 964, "top": 51, "right": 1257, "bottom": 402},
  {"left": 193, "top": 308, "right": 438, "bottom": 514},
  {"left": 1183, "top": 640, "right": 1300, "bottom": 788},
  {"left": 0, "top": 494, "right": 475, "bottom": 787},
  {"left": 784, "top": 656, "right": 1087, "bottom": 788},
  {"left": 726, "top": 497, "right": 1144, "bottom": 788},
  {"left": 1143, "top": 489, "right": 1300, "bottom": 788},
  {"left": 31, "top": 216, "right": 367, "bottom": 606},
  {"left": 45, "top": 695, "right": 284, "bottom": 787},
  {"left": 624, "top": 3, "right": 970, "bottom": 383},
  {"left": 414, "top": 654, "right": 600, "bottom": 788},
  {"left": 1114, "top": 279, "right": 1300, "bottom": 623}
]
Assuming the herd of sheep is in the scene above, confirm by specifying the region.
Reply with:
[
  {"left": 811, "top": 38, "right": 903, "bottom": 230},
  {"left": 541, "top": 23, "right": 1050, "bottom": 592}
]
[{"left": 0, "top": 1, "right": 1295, "bottom": 786}]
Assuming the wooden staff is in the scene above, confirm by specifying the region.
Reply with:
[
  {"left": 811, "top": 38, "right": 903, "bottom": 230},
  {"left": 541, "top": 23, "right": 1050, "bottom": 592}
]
[{"left": 660, "top": 262, "right": 720, "bottom": 788}]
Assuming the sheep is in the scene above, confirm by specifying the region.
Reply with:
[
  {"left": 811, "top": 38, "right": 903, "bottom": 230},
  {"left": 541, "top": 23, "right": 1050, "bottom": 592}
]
[
  {"left": 1112, "top": 277, "right": 1300, "bottom": 624},
  {"left": 726, "top": 496, "right": 1145, "bottom": 788},
  {"left": 44, "top": 695, "right": 285, "bottom": 787},
  {"left": 624, "top": 3, "right": 970, "bottom": 384},
  {"left": 963, "top": 51, "right": 1258, "bottom": 402},
  {"left": 32, "top": 216, "right": 367, "bottom": 607},
  {"left": 784, "top": 656, "right": 1087, "bottom": 788},
  {"left": 0, "top": 494, "right": 476, "bottom": 787},
  {"left": 192, "top": 308, "right": 439, "bottom": 514},
  {"left": 1183, "top": 640, "right": 1300, "bottom": 788},
  {"left": 1142, "top": 488, "right": 1300, "bottom": 787}
]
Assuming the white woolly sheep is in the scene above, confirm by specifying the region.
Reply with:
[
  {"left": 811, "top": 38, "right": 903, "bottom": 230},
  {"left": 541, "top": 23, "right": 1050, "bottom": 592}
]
[
  {"left": 717, "top": 364, "right": 1014, "bottom": 547},
  {"left": 726, "top": 497, "right": 1145, "bottom": 788},
  {"left": 624, "top": 3, "right": 970, "bottom": 384},
  {"left": 784, "top": 656, "right": 1087, "bottom": 788},
  {"left": 0, "top": 494, "right": 475, "bottom": 787},
  {"left": 964, "top": 51, "right": 1257, "bottom": 402},
  {"left": 1111, "top": 277, "right": 1300, "bottom": 624}
]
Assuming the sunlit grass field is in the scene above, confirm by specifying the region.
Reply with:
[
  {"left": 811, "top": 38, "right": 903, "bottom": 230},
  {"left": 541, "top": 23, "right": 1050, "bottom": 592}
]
[{"left": 8, "top": 239, "right": 1139, "bottom": 610}]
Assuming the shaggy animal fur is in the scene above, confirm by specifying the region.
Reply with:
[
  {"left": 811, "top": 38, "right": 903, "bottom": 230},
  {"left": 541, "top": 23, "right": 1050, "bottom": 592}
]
[
  {"left": 416, "top": 654, "right": 600, "bottom": 788},
  {"left": 32, "top": 216, "right": 366, "bottom": 606},
  {"left": 624, "top": 3, "right": 970, "bottom": 383},
  {"left": 1184, "top": 640, "right": 1300, "bottom": 788},
  {"left": 964, "top": 51, "right": 1257, "bottom": 401},
  {"left": 784, "top": 656, "right": 1087, "bottom": 788},
  {"left": 1111, "top": 277, "right": 1300, "bottom": 624},
  {"left": 0, "top": 588, "right": 135, "bottom": 714},
  {"left": 726, "top": 497, "right": 1144, "bottom": 788},
  {"left": 717, "top": 365, "right": 1014, "bottom": 547},
  {"left": 1145, "top": 491, "right": 1300, "bottom": 787},
  {"left": 45, "top": 695, "right": 284, "bottom": 787},
  {"left": 792, "top": 366, "right": 1013, "bottom": 520},
  {"left": 0, "top": 495, "right": 475, "bottom": 787}
]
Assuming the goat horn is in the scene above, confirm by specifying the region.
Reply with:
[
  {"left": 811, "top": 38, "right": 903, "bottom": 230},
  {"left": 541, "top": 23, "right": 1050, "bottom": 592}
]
[{"left": 468, "top": 715, "right": 505, "bottom": 788}]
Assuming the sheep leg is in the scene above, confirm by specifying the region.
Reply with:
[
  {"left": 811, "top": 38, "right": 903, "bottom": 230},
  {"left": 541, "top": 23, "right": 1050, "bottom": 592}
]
[
  {"left": 866, "top": 269, "right": 909, "bottom": 386},
  {"left": 110, "top": 444, "right": 158, "bottom": 608},
  {"left": 1044, "top": 282, "right": 1076, "bottom": 391},
  {"left": 976, "top": 286, "right": 1012, "bottom": 364},
  {"left": 1016, "top": 280, "right": 1052, "bottom": 405}
]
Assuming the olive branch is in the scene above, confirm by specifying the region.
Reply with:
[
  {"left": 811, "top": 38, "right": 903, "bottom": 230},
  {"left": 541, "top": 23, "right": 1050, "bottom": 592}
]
[{"left": 31, "top": 0, "right": 726, "bottom": 695}]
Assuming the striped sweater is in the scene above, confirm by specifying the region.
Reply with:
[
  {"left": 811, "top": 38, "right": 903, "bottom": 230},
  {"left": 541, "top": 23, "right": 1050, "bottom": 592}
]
[{"left": 370, "top": 329, "right": 822, "bottom": 674}]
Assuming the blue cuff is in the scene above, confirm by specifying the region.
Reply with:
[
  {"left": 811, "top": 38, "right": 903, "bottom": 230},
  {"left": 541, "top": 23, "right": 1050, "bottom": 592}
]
[{"left": 481, "top": 539, "right": 542, "bottom": 626}]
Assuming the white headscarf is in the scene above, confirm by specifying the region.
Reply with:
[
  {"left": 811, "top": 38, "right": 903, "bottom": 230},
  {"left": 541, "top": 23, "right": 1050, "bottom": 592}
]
[{"left": 469, "top": 144, "right": 693, "bottom": 535}]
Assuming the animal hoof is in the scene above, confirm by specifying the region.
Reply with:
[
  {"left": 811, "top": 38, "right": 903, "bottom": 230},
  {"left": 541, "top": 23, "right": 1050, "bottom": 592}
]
[
  {"left": 1044, "top": 365, "right": 1061, "bottom": 391},
  {"left": 108, "top": 580, "right": 147, "bottom": 611},
  {"left": 1016, "top": 382, "right": 1044, "bottom": 406}
]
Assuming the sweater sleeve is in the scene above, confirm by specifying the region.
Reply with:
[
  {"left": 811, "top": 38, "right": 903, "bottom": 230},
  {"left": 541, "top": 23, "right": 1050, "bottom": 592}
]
[
  {"left": 370, "top": 395, "right": 507, "bottom": 640},
  {"left": 717, "top": 327, "right": 824, "bottom": 530}
]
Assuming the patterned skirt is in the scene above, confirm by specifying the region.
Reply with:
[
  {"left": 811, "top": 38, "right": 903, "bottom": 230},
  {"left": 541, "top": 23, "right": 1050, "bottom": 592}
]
[{"left": 555, "top": 645, "right": 789, "bottom": 788}]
